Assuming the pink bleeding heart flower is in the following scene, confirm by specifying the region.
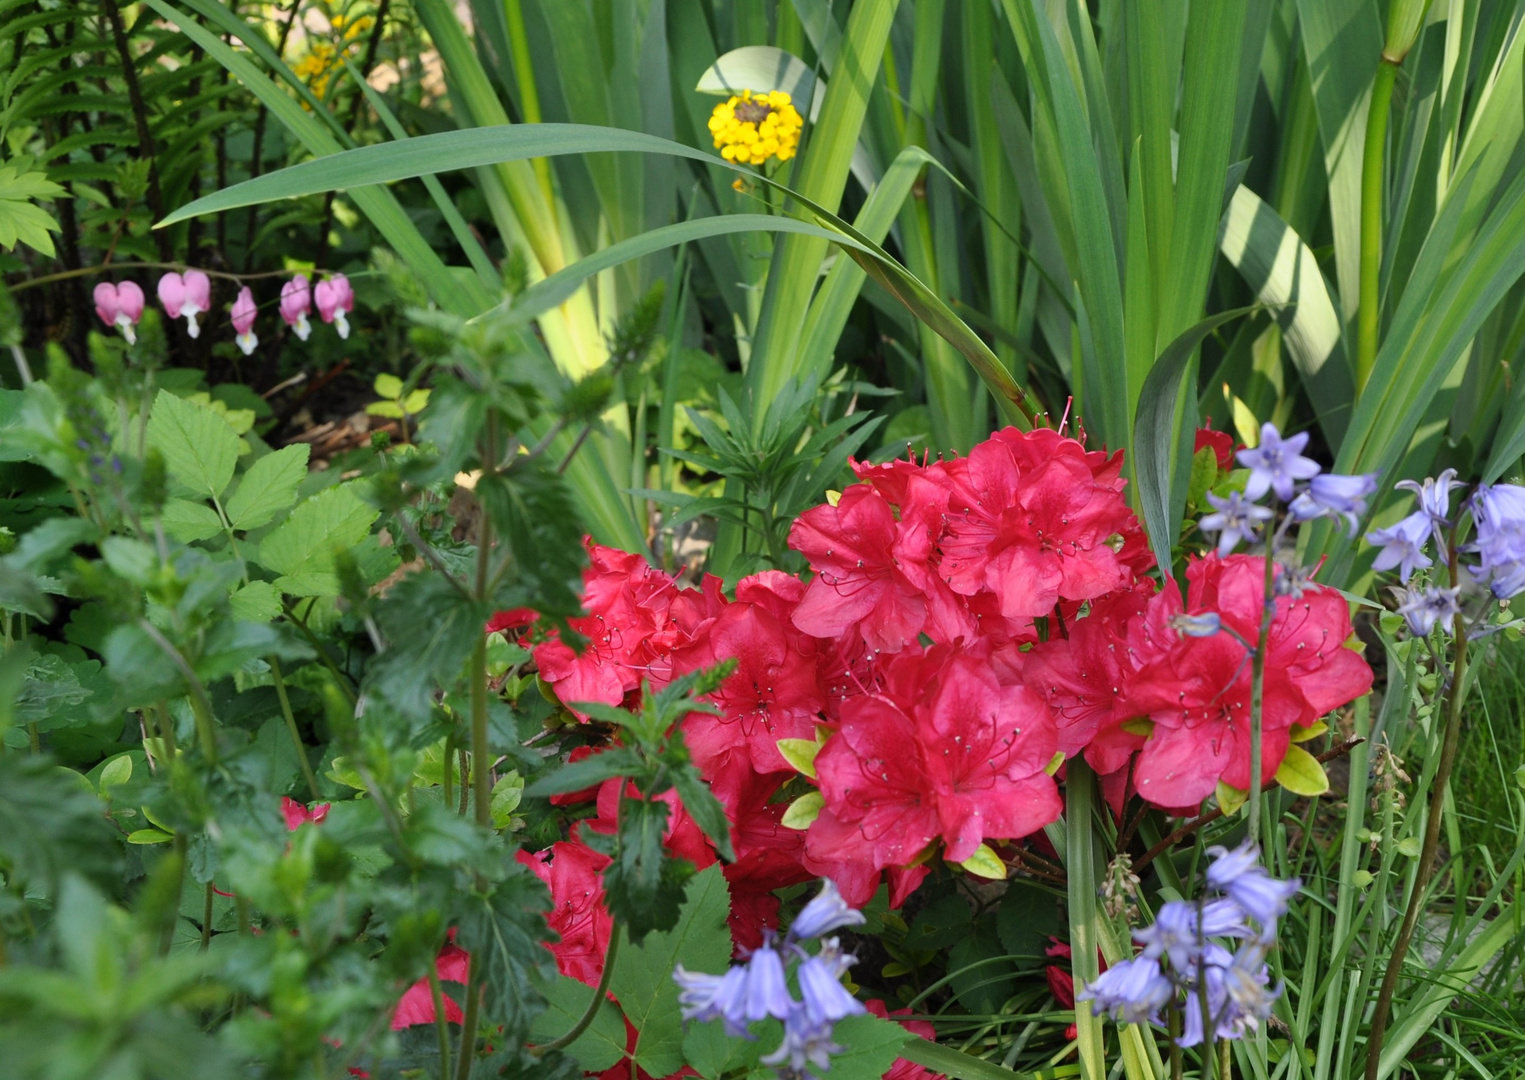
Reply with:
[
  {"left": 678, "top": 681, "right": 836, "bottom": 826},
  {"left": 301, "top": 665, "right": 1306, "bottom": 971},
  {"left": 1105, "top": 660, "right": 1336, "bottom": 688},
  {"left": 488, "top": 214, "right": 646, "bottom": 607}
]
[
  {"left": 280, "top": 275, "right": 313, "bottom": 341},
  {"left": 231, "top": 286, "right": 258, "bottom": 356},
  {"left": 313, "top": 274, "right": 354, "bottom": 339},
  {"left": 93, "top": 281, "right": 145, "bottom": 344},
  {"left": 157, "top": 269, "right": 212, "bottom": 338}
]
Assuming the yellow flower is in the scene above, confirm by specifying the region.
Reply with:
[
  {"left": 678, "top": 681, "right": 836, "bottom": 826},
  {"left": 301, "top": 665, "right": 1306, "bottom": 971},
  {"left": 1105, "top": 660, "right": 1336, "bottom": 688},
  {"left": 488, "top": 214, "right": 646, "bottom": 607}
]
[{"left": 708, "top": 89, "right": 803, "bottom": 167}]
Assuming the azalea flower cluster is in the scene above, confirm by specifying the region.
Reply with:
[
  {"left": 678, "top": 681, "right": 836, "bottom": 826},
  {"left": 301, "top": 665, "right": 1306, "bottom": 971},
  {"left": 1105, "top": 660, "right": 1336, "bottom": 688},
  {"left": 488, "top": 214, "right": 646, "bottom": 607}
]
[
  {"left": 1365, "top": 470, "right": 1525, "bottom": 636},
  {"left": 1080, "top": 843, "right": 1297, "bottom": 1047},
  {"left": 675, "top": 880, "right": 868, "bottom": 1077},
  {"left": 514, "top": 425, "right": 1373, "bottom": 948},
  {"left": 92, "top": 271, "right": 354, "bottom": 353}
]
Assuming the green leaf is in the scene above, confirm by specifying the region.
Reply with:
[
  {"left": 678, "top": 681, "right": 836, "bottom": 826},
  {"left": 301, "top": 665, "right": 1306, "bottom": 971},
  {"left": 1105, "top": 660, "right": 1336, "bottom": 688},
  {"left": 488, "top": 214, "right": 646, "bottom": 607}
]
[
  {"left": 1274, "top": 744, "right": 1330, "bottom": 797},
  {"left": 669, "top": 765, "right": 734, "bottom": 862},
  {"left": 609, "top": 864, "right": 732, "bottom": 1078},
  {"left": 1186, "top": 446, "right": 1218, "bottom": 508},
  {"left": 225, "top": 445, "right": 310, "bottom": 531},
  {"left": 455, "top": 862, "right": 558, "bottom": 1038},
  {"left": 257, "top": 483, "right": 378, "bottom": 595},
  {"left": 1133, "top": 307, "right": 1258, "bottom": 577},
  {"left": 147, "top": 389, "right": 241, "bottom": 502},
  {"left": 373, "top": 373, "right": 404, "bottom": 399},
  {"left": 161, "top": 498, "right": 224, "bottom": 543},
  {"left": 490, "top": 771, "right": 523, "bottom": 831},
  {"left": 229, "top": 581, "right": 283, "bottom": 623},
  {"left": 898, "top": 1036, "right": 1074, "bottom": 1080},
  {"left": 695, "top": 45, "right": 817, "bottom": 107},
  {"left": 953, "top": 843, "right": 1007, "bottom": 881},
  {"left": 811, "top": 1013, "right": 912, "bottom": 1080},
  {"left": 603, "top": 797, "right": 693, "bottom": 942},
  {"left": 782, "top": 790, "right": 824, "bottom": 829},
  {"left": 524, "top": 748, "right": 641, "bottom": 797},
  {"left": 528, "top": 973, "right": 628, "bottom": 1072},
  {"left": 0, "top": 159, "right": 66, "bottom": 257}
]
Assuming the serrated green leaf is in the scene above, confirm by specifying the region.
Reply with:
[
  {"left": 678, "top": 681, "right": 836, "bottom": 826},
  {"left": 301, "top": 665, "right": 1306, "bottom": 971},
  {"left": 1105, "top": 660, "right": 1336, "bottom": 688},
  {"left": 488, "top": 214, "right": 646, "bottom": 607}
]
[
  {"left": 229, "top": 581, "right": 282, "bottom": 622},
  {"left": 225, "top": 444, "right": 309, "bottom": 531},
  {"left": 603, "top": 797, "right": 692, "bottom": 942},
  {"left": 161, "top": 498, "right": 224, "bottom": 542},
  {"left": 528, "top": 972, "right": 628, "bottom": 1072},
  {"left": 1274, "top": 743, "right": 1330, "bottom": 797},
  {"left": 147, "top": 389, "right": 241, "bottom": 501},
  {"left": 609, "top": 864, "right": 732, "bottom": 1079},
  {"left": 257, "top": 484, "right": 378, "bottom": 594}
]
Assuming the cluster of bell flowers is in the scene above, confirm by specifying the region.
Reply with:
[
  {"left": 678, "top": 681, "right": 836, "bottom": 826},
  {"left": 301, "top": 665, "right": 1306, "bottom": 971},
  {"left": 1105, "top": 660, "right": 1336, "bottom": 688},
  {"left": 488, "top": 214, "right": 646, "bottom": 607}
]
[
  {"left": 91, "top": 270, "right": 354, "bottom": 354},
  {"left": 674, "top": 880, "right": 871, "bottom": 1079},
  {"left": 1080, "top": 842, "right": 1299, "bottom": 1047}
]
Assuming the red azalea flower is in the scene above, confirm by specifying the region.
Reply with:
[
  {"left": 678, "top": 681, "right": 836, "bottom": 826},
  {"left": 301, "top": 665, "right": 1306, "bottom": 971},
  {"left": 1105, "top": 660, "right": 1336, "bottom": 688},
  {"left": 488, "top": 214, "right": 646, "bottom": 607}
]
[
  {"left": 516, "top": 840, "right": 613, "bottom": 986},
  {"left": 864, "top": 999, "right": 944, "bottom": 1080},
  {"left": 1122, "top": 554, "right": 1373, "bottom": 806},
  {"left": 789, "top": 484, "right": 930, "bottom": 653},
  {"left": 1043, "top": 937, "right": 1108, "bottom": 1040},
  {"left": 671, "top": 578, "right": 823, "bottom": 782},
  {"left": 281, "top": 796, "right": 330, "bottom": 831},
  {"left": 534, "top": 541, "right": 681, "bottom": 718},
  {"left": 391, "top": 943, "right": 469, "bottom": 1030},
  {"left": 485, "top": 607, "right": 537, "bottom": 633},
  {"left": 807, "top": 645, "right": 1062, "bottom": 892},
  {"left": 548, "top": 746, "right": 604, "bottom": 806},
  {"left": 1194, "top": 427, "right": 1238, "bottom": 473},
  {"left": 939, "top": 429, "right": 1140, "bottom": 621},
  {"left": 1021, "top": 583, "right": 1154, "bottom": 775}
]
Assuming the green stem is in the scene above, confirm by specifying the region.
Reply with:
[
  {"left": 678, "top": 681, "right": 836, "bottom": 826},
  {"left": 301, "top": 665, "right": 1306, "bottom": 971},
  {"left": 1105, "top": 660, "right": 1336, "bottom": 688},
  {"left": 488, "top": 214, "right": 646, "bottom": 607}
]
[
  {"left": 201, "top": 881, "right": 214, "bottom": 950},
  {"left": 471, "top": 540, "right": 492, "bottom": 830},
  {"left": 1065, "top": 760, "right": 1107, "bottom": 1079},
  {"left": 1363, "top": 545, "right": 1469, "bottom": 1080},
  {"left": 539, "top": 933, "right": 620, "bottom": 1053},
  {"left": 1356, "top": 60, "right": 1400, "bottom": 393},
  {"left": 139, "top": 619, "right": 218, "bottom": 764},
  {"left": 1248, "top": 546, "right": 1277, "bottom": 844},
  {"left": 271, "top": 656, "right": 321, "bottom": 802},
  {"left": 428, "top": 961, "right": 453, "bottom": 1080},
  {"left": 453, "top": 976, "right": 482, "bottom": 1080}
]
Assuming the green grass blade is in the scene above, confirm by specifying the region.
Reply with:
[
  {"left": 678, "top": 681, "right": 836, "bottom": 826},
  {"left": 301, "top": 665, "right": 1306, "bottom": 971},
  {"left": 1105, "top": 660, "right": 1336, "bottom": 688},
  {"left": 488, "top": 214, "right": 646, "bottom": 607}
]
[
  {"left": 339, "top": 57, "right": 499, "bottom": 293},
  {"left": 1134, "top": 306, "right": 1259, "bottom": 577},
  {"left": 1219, "top": 185, "right": 1354, "bottom": 446},
  {"left": 743, "top": 0, "right": 900, "bottom": 418}
]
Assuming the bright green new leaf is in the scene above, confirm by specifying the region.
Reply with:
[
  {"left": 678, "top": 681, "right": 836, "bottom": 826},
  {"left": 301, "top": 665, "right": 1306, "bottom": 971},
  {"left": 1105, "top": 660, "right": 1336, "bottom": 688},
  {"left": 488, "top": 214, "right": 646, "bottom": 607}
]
[
  {"left": 782, "top": 790, "right": 824, "bottom": 830},
  {"left": 1274, "top": 743, "right": 1330, "bottom": 797},
  {"left": 126, "top": 828, "right": 173, "bottom": 844},
  {"left": 490, "top": 771, "right": 523, "bottom": 831},
  {"left": 0, "top": 159, "right": 66, "bottom": 257},
  {"left": 147, "top": 390, "right": 241, "bottom": 502},
  {"left": 373, "top": 373, "right": 404, "bottom": 400},
  {"left": 776, "top": 737, "right": 820, "bottom": 778},
  {"left": 98, "top": 755, "right": 132, "bottom": 792},
  {"left": 225, "top": 445, "right": 310, "bottom": 532},
  {"left": 1217, "top": 780, "right": 1249, "bottom": 816},
  {"left": 954, "top": 843, "right": 1007, "bottom": 881}
]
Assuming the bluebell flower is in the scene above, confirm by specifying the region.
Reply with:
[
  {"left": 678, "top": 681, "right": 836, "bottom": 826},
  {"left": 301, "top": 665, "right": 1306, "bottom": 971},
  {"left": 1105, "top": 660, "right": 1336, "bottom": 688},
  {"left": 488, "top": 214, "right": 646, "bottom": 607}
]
[
  {"left": 675, "top": 963, "right": 752, "bottom": 1037},
  {"left": 1236, "top": 423, "right": 1321, "bottom": 502},
  {"left": 1289, "top": 472, "right": 1378, "bottom": 535},
  {"left": 743, "top": 939, "right": 796, "bottom": 1023},
  {"left": 1176, "top": 943, "right": 1278, "bottom": 1047},
  {"left": 1469, "top": 484, "right": 1525, "bottom": 600},
  {"left": 761, "top": 1007, "right": 843, "bottom": 1079},
  {"left": 1366, "top": 512, "right": 1434, "bottom": 583},
  {"left": 789, "top": 879, "right": 866, "bottom": 942},
  {"left": 1395, "top": 584, "right": 1462, "bottom": 637},
  {"left": 796, "top": 941, "right": 864, "bottom": 1027},
  {"left": 1134, "top": 899, "right": 1252, "bottom": 971},
  {"left": 1396, "top": 468, "right": 1462, "bottom": 530},
  {"left": 1205, "top": 843, "right": 1301, "bottom": 934},
  {"left": 1079, "top": 956, "right": 1175, "bottom": 1025},
  {"left": 1201, "top": 491, "right": 1274, "bottom": 556}
]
